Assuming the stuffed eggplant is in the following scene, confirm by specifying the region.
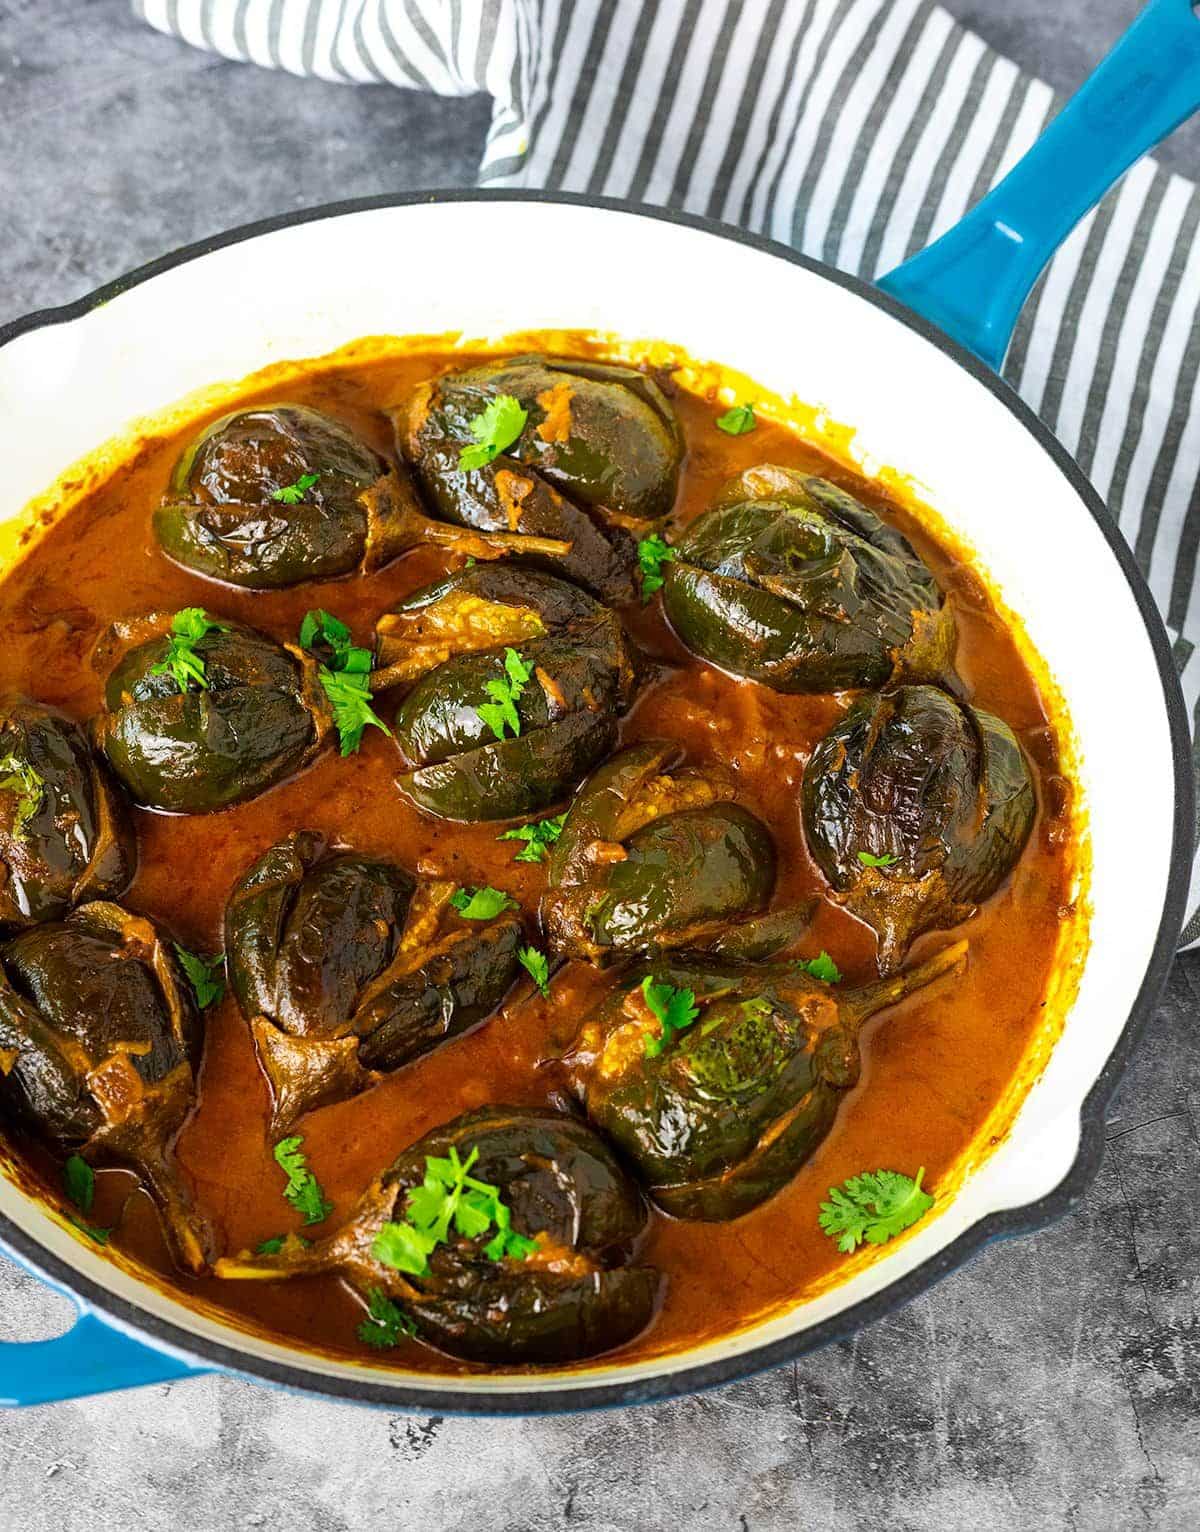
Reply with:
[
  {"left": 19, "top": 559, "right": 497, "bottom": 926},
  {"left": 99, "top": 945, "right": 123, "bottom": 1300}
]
[
  {"left": 542, "top": 742, "right": 811, "bottom": 966},
  {"left": 154, "top": 404, "right": 571, "bottom": 589},
  {"left": 662, "top": 466, "right": 955, "bottom": 692},
  {"left": 396, "top": 356, "right": 685, "bottom": 602},
  {"left": 803, "top": 685, "right": 1036, "bottom": 972},
  {"left": 226, "top": 832, "right": 521, "bottom": 1131},
  {"left": 216, "top": 1104, "right": 660, "bottom": 1365},
  {"left": 0, "top": 700, "right": 135, "bottom": 932},
  {"left": 563, "top": 942, "right": 966, "bottom": 1220},
  {"left": 94, "top": 610, "right": 332, "bottom": 813},
  {"left": 0, "top": 901, "right": 210, "bottom": 1269},
  {"left": 382, "top": 565, "right": 639, "bottom": 822}
]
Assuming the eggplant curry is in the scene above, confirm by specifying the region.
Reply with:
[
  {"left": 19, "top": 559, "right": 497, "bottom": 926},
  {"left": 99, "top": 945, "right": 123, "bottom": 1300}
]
[{"left": 0, "top": 336, "right": 1082, "bottom": 1373}]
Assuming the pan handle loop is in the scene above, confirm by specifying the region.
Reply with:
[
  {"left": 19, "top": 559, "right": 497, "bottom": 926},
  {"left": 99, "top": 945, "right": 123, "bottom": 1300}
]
[{"left": 879, "top": 0, "right": 1200, "bottom": 370}]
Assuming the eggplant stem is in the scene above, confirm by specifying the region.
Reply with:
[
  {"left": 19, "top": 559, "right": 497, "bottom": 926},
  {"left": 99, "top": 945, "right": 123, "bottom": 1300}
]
[{"left": 844, "top": 939, "right": 968, "bottom": 1027}]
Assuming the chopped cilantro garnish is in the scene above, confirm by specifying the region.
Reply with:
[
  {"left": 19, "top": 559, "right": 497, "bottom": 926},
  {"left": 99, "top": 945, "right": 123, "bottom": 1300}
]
[
  {"left": 458, "top": 394, "right": 528, "bottom": 471},
  {"left": 150, "top": 608, "right": 225, "bottom": 693},
  {"left": 255, "top": 1233, "right": 311, "bottom": 1256},
  {"left": 273, "top": 1135, "right": 333, "bottom": 1226},
  {"left": 857, "top": 850, "right": 898, "bottom": 868},
  {"left": 716, "top": 402, "right": 757, "bottom": 436},
  {"left": 272, "top": 471, "right": 320, "bottom": 504},
  {"left": 637, "top": 533, "right": 677, "bottom": 600},
  {"left": 475, "top": 647, "right": 533, "bottom": 743},
  {"left": 372, "top": 1144, "right": 538, "bottom": 1278},
  {"left": 357, "top": 1287, "right": 415, "bottom": 1348},
  {"left": 0, "top": 753, "right": 44, "bottom": 839},
  {"left": 518, "top": 944, "right": 551, "bottom": 998},
  {"left": 173, "top": 945, "right": 226, "bottom": 1008},
  {"left": 498, "top": 812, "right": 566, "bottom": 864},
  {"left": 299, "top": 608, "right": 391, "bottom": 756},
  {"left": 818, "top": 1168, "right": 934, "bottom": 1253},
  {"left": 64, "top": 1154, "right": 94, "bottom": 1214},
  {"left": 641, "top": 975, "right": 700, "bottom": 1058},
  {"left": 450, "top": 885, "right": 518, "bottom": 920},
  {"left": 796, "top": 950, "right": 842, "bottom": 984}
]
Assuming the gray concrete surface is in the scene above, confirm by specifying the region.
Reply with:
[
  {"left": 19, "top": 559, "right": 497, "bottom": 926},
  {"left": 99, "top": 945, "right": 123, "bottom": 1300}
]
[{"left": 1, "top": 2, "right": 1197, "bottom": 1528}]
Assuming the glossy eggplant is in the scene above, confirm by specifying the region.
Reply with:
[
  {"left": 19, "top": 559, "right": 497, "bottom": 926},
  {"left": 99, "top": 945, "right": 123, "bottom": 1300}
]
[
  {"left": 94, "top": 614, "right": 332, "bottom": 813},
  {"left": 215, "top": 1104, "right": 661, "bottom": 1365},
  {"left": 563, "top": 942, "right": 966, "bottom": 1220},
  {"left": 397, "top": 356, "right": 685, "bottom": 602},
  {"left": 0, "top": 901, "right": 211, "bottom": 1269},
  {"left": 542, "top": 742, "right": 810, "bottom": 966},
  {"left": 662, "top": 466, "right": 955, "bottom": 691},
  {"left": 0, "top": 700, "right": 135, "bottom": 932},
  {"left": 155, "top": 405, "right": 572, "bottom": 589},
  {"left": 382, "top": 566, "right": 639, "bottom": 822},
  {"left": 225, "top": 831, "right": 521, "bottom": 1131},
  {"left": 802, "top": 685, "right": 1036, "bottom": 972}
]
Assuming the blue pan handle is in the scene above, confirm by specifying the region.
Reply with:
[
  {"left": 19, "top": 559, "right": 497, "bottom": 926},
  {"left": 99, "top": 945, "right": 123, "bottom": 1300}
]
[
  {"left": 0, "top": 1248, "right": 208, "bottom": 1407},
  {"left": 879, "top": 0, "right": 1200, "bottom": 369}
]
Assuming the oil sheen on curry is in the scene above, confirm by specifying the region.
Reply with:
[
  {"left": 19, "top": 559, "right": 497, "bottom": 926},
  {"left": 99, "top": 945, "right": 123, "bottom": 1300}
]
[{"left": 0, "top": 336, "right": 1081, "bottom": 1374}]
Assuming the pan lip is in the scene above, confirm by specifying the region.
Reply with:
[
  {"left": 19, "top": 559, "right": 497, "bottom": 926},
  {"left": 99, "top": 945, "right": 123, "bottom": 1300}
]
[{"left": 0, "top": 188, "right": 1191, "bottom": 1413}]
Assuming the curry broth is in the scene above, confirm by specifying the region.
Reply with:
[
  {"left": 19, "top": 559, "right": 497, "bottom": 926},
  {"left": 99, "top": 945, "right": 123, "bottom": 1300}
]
[{"left": 0, "top": 340, "right": 1077, "bottom": 1372}]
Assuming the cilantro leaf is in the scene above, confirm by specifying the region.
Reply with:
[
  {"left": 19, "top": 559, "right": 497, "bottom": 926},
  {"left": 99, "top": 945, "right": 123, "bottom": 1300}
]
[
  {"left": 637, "top": 533, "right": 677, "bottom": 600},
  {"left": 150, "top": 608, "right": 225, "bottom": 694},
  {"left": 450, "top": 885, "right": 518, "bottom": 920},
  {"left": 357, "top": 1287, "right": 415, "bottom": 1348},
  {"left": 498, "top": 812, "right": 566, "bottom": 864},
  {"left": 0, "top": 754, "right": 44, "bottom": 840},
  {"left": 641, "top": 975, "right": 700, "bottom": 1058},
  {"left": 173, "top": 944, "right": 226, "bottom": 1008},
  {"left": 64, "top": 1154, "right": 94, "bottom": 1214},
  {"left": 70, "top": 1218, "right": 111, "bottom": 1245},
  {"left": 716, "top": 402, "right": 757, "bottom": 436},
  {"left": 857, "top": 851, "right": 898, "bottom": 868},
  {"left": 796, "top": 950, "right": 842, "bottom": 984},
  {"left": 518, "top": 945, "right": 551, "bottom": 998},
  {"left": 458, "top": 394, "right": 528, "bottom": 471},
  {"left": 475, "top": 647, "right": 533, "bottom": 743},
  {"left": 255, "top": 1233, "right": 311, "bottom": 1256},
  {"left": 273, "top": 1135, "right": 333, "bottom": 1226},
  {"left": 272, "top": 471, "right": 320, "bottom": 505},
  {"left": 818, "top": 1168, "right": 934, "bottom": 1254},
  {"left": 299, "top": 609, "right": 391, "bottom": 755}
]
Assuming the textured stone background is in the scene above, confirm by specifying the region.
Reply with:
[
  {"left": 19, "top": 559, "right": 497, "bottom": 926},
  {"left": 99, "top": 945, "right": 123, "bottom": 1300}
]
[{"left": 1, "top": 2, "right": 1198, "bottom": 1528}]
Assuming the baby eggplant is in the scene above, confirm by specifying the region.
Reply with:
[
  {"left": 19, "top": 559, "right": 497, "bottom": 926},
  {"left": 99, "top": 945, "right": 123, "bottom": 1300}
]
[
  {"left": 155, "top": 405, "right": 571, "bottom": 589},
  {"left": 216, "top": 1104, "right": 661, "bottom": 1365},
  {"left": 542, "top": 742, "right": 809, "bottom": 967},
  {"left": 563, "top": 942, "right": 966, "bottom": 1220},
  {"left": 662, "top": 466, "right": 955, "bottom": 691},
  {"left": 0, "top": 901, "right": 211, "bottom": 1269},
  {"left": 94, "top": 611, "right": 332, "bottom": 813},
  {"left": 802, "top": 685, "right": 1036, "bottom": 972},
  {"left": 226, "top": 832, "right": 521, "bottom": 1131},
  {"left": 0, "top": 700, "right": 135, "bottom": 932},
  {"left": 381, "top": 566, "right": 639, "bottom": 822},
  {"left": 397, "top": 356, "right": 685, "bottom": 602}
]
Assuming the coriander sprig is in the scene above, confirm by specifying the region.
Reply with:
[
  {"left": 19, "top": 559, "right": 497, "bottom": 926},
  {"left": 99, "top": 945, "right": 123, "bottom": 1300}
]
[
  {"left": 63, "top": 1154, "right": 111, "bottom": 1244},
  {"left": 637, "top": 533, "right": 676, "bottom": 600},
  {"left": 857, "top": 850, "right": 898, "bottom": 868},
  {"left": 0, "top": 753, "right": 44, "bottom": 839},
  {"left": 497, "top": 812, "right": 566, "bottom": 864},
  {"left": 818, "top": 1168, "right": 934, "bottom": 1253},
  {"left": 174, "top": 945, "right": 226, "bottom": 1008},
  {"left": 476, "top": 647, "right": 533, "bottom": 743},
  {"left": 272, "top": 471, "right": 320, "bottom": 504},
  {"left": 372, "top": 1144, "right": 538, "bottom": 1278},
  {"left": 150, "top": 608, "right": 226, "bottom": 693},
  {"left": 357, "top": 1287, "right": 415, "bottom": 1348},
  {"left": 299, "top": 608, "right": 391, "bottom": 756},
  {"left": 518, "top": 944, "right": 551, "bottom": 998},
  {"left": 716, "top": 402, "right": 757, "bottom": 436},
  {"left": 458, "top": 395, "right": 528, "bottom": 471},
  {"left": 795, "top": 951, "right": 842, "bottom": 984},
  {"left": 450, "top": 885, "right": 518, "bottom": 920},
  {"left": 641, "top": 975, "right": 700, "bottom": 1058},
  {"left": 273, "top": 1135, "right": 333, "bottom": 1226}
]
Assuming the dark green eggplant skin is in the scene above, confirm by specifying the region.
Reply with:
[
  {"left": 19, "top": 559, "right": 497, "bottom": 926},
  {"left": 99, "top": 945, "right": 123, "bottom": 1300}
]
[
  {"left": 542, "top": 742, "right": 777, "bottom": 966},
  {"left": 216, "top": 1105, "right": 661, "bottom": 1366},
  {"left": 154, "top": 405, "right": 398, "bottom": 589},
  {"left": 96, "top": 618, "right": 330, "bottom": 814},
  {"left": 397, "top": 356, "right": 685, "bottom": 602},
  {"left": 563, "top": 944, "right": 966, "bottom": 1220},
  {"left": 386, "top": 566, "right": 638, "bottom": 823},
  {"left": 802, "top": 685, "right": 1036, "bottom": 972},
  {"left": 0, "top": 900, "right": 211, "bottom": 1270},
  {"left": 225, "top": 832, "right": 521, "bottom": 1130},
  {"left": 0, "top": 700, "right": 135, "bottom": 932},
  {"left": 662, "top": 466, "right": 956, "bottom": 692}
]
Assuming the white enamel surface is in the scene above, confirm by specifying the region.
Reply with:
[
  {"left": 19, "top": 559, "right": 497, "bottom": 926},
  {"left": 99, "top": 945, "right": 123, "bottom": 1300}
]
[{"left": 0, "top": 202, "right": 1176, "bottom": 1396}]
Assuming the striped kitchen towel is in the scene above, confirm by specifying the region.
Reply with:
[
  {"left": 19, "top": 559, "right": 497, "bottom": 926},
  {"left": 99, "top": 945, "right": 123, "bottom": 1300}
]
[{"left": 136, "top": 0, "right": 1200, "bottom": 944}]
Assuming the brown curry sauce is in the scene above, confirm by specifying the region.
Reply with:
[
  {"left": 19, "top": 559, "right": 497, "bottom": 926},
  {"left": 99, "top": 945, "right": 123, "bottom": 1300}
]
[{"left": 0, "top": 340, "right": 1078, "bottom": 1373}]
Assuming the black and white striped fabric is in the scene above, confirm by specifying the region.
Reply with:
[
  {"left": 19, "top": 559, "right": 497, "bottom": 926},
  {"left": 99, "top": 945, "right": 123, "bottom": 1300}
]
[{"left": 136, "top": 0, "right": 1200, "bottom": 944}]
